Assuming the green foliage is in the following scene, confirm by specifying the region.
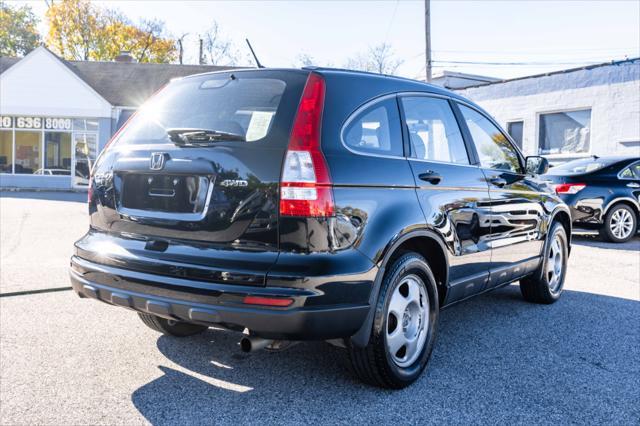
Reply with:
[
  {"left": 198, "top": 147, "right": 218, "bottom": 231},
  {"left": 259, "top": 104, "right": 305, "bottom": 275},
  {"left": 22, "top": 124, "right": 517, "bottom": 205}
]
[
  {"left": 46, "top": 0, "right": 176, "bottom": 63},
  {"left": 0, "top": 3, "right": 41, "bottom": 57}
]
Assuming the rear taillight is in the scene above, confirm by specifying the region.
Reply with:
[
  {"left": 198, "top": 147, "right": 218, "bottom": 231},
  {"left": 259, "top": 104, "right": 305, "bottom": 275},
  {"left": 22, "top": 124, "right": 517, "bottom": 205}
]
[
  {"left": 554, "top": 183, "right": 586, "bottom": 194},
  {"left": 279, "top": 73, "right": 334, "bottom": 217}
]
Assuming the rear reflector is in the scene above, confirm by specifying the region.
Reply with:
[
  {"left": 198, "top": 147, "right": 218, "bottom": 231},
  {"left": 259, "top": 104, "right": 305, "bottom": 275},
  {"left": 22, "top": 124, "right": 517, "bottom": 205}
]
[
  {"left": 243, "top": 296, "right": 294, "bottom": 307},
  {"left": 554, "top": 183, "right": 586, "bottom": 194},
  {"left": 279, "top": 72, "right": 334, "bottom": 217}
]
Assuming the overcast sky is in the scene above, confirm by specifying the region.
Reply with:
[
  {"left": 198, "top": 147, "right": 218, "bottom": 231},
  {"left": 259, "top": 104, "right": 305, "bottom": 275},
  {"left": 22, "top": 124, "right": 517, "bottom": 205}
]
[{"left": 19, "top": 0, "right": 640, "bottom": 80}]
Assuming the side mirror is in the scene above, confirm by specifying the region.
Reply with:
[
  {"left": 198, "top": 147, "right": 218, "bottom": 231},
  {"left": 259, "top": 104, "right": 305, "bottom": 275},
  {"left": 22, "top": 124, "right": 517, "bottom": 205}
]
[{"left": 525, "top": 156, "right": 549, "bottom": 175}]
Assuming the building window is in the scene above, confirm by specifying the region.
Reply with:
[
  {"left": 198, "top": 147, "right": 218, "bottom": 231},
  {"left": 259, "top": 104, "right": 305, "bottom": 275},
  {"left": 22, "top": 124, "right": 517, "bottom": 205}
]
[
  {"left": 0, "top": 115, "right": 99, "bottom": 185},
  {"left": 0, "top": 130, "right": 12, "bottom": 173},
  {"left": 507, "top": 121, "right": 524, "bottom": 150},
  {"left": 15, "top": 131, "right": 41, "bottom": 174},
  {"left": 539, "top": 109, "right": 591, "bottom": 155}
]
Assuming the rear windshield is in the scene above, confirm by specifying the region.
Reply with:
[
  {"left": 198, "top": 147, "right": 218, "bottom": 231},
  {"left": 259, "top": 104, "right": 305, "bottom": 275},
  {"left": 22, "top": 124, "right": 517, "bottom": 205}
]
[
  {"left": 114, "top": 74, "right": 287, "bottom": 145},
  {"left": 546, "top": 157, "right": 616, "bottom": 175}
]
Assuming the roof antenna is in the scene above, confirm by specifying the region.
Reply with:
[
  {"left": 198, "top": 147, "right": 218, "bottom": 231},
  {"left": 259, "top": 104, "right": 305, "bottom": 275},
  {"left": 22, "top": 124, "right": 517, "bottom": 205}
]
[{"left": 245, "top": 39, "right": 265, "bottom": 69}]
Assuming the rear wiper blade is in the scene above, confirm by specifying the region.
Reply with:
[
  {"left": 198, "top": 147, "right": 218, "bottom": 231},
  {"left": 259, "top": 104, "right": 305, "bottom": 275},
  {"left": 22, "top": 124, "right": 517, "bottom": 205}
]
[{"left": 167, "top": 128, "right": 246, "bottom": 145}]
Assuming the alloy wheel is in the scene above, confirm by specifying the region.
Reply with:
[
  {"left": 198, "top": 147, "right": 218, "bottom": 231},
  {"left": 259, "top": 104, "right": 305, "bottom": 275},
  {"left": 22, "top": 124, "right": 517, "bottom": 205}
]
[
  {"left": 546, "top": 234, "right": 564, "bottom": 293},
  {"left": 385, "top": 274, "right": 429, "bottom": 368},
  {"left": 610, "top": 208, "right": 634, "bottom": 240}
]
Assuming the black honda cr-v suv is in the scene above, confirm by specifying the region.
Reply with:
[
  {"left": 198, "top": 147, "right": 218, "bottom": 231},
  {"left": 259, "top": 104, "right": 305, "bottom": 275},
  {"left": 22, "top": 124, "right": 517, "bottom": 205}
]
[{"left": 70, "top": 68, "right": 571, "bottom": 388}]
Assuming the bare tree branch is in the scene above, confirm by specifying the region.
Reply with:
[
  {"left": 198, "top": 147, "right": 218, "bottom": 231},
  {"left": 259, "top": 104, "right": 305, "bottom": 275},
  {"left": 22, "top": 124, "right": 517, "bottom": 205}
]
[{"left": 345, "top": 43, "right": 403, "bottom": 75}]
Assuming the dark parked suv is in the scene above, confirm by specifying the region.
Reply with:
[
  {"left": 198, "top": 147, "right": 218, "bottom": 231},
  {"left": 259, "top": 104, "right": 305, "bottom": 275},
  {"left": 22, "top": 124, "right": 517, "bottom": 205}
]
[{"left": 70, "top": 68, "right": 571, "bottom": 388}]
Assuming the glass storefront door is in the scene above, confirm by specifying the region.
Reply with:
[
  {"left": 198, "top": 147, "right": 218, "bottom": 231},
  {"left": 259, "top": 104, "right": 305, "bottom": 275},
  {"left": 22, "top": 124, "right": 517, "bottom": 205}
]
[
  {"left": 73, "top": 132, "right": 97, "bottom": 187},
  {"left": 44, "top": 132, "right": 72, "bottom": 175}
]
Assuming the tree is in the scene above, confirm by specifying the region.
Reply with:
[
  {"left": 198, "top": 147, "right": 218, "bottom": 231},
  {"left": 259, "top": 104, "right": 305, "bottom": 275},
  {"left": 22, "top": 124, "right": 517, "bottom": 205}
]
[
  {"left": 294, "top": 53, "right": 316, "bottom": 67},
  {"left": 200, "top": 22, "right": 247, "bottom": 66},
  {"left": 45, "top": 0, "right": 176, "bottom": 63},
  {"left": 345, "top": 43, "right": 403, "bottom": 75},
  {"left": 45, "top": 0, "right": 101, "bottom": 60},
  {"left": 291, "top": 53, "right": 333, "bottom": 69},
  {"left": 0, "top": 3, "right": 41, "bottom": 57},
  {"left": 99, "top": 13, "right": 176, "bottom": 63}
]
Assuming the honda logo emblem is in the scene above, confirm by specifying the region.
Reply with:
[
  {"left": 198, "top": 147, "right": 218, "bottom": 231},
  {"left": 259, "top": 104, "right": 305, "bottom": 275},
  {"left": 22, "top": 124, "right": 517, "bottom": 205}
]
[{"left": 149, "top": 153, "right": 166, "bottom": 170}]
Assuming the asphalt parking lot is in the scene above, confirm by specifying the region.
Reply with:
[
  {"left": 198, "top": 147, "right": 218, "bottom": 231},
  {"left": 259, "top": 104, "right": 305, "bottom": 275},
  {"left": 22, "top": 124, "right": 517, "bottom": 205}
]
[{"left": 1, "top": 192, "right": 639, "bottom": 425}]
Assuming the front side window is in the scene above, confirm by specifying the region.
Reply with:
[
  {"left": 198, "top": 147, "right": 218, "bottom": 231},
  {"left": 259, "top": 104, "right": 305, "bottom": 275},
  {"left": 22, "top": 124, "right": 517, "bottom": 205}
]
[
  {"left": 459, "top": 104, "right": 522, "bottom": 173},
  {"left": 400, "top": 96, "right": 469, "bottom": 164},
  {"left": 343, "top": 98, "right": 403, "bottom": 157},
  {"left": 539, "top": 109, "right": 591, "bottom": 155}
]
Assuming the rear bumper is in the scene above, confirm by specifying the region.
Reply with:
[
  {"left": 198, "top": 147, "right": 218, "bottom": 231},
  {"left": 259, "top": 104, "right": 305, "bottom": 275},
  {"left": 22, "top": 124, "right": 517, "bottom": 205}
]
[{"left": 69, "top": 256, "right": 370, "bottom": 340}]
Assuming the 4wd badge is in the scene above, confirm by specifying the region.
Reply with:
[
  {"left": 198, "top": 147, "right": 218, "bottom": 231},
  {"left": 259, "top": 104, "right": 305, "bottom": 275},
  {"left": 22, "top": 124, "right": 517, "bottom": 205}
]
[{"left": 220, "top": 179, "right": 248, "bottom": 187}]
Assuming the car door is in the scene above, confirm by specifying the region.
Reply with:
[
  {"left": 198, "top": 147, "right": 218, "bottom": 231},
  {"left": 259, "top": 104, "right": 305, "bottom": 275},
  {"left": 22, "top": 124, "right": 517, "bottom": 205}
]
[
  {"left": 455, "top": 102, "right": 547, "bottom": 289},
  {"left": 398, "top": 94, "right": 493, "bottom": 303}
]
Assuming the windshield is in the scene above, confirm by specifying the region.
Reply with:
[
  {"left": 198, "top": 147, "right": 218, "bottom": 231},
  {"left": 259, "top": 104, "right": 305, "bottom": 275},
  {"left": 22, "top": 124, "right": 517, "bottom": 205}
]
[
  {"left": 114, "top": 74, "right": 287, "bottom": 146},
  {"left": 546, "top": 157, "right": 615, "bottom": 175}
]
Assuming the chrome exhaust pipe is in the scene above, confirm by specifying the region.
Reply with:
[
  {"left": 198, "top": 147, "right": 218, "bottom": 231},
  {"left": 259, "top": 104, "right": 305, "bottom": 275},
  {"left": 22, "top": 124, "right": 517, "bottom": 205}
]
[{"left": 240, "top": 336, "right": 274, "bottom": 353}]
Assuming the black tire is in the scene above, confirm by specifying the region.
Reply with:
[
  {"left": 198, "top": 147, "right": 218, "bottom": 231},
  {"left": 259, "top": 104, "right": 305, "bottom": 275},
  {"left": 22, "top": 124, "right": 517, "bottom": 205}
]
[
  {"left": 520, "top": 222, "right": 568, "bottom": 304},
  {"left": 599, "top": 204, "right": 637, "bottom": 243},
  {"left": 348, "top": 252, "right": 439, "bottom": 389},
  {"left": 138, "top": 313, "right": 208, "bottom": 337}
]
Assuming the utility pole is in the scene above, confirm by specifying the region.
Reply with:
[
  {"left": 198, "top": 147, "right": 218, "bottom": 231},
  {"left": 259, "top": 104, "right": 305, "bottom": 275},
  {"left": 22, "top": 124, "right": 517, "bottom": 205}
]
[
  {"left": 178, "top": 39, "right": 184, "bottom": 65},
  {"left": 425, "top": 0, "right": 432, "bottom": 82},
  {"left": 198, "top": 38, "right": 204, "bottom": 65}
]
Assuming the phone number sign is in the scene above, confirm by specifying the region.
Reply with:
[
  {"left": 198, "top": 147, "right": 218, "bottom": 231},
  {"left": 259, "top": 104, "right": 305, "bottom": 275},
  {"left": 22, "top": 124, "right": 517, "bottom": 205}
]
[{"left": 0, "top": 116, "right": 73, "bottom": 130}]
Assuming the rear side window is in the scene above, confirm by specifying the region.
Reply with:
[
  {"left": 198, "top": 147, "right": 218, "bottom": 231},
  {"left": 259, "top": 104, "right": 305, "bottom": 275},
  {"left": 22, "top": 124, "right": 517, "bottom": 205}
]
[
  {"left": 343, "top": 98, "right": 403, "bottom": 157},
  {"left": 115, "top": 76, "right": 287, "bottom": 145},
  {"left": 400, "top": 96, "right": 469, "bottom": 164},
  {"left": 459, "top": 104, "right": 522, "bottom": 173},
  {"left": 620, "top": 162, "right": 640, "bottom": 179}
]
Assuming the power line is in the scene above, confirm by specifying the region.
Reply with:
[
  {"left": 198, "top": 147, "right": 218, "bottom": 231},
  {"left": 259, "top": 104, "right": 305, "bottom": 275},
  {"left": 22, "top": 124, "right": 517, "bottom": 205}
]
[
  {"left": 432, "top": 58, "right": 633, "bottom": 66},
  {"left": 383, "top": 0, "right": 400, "bottom": 47}
]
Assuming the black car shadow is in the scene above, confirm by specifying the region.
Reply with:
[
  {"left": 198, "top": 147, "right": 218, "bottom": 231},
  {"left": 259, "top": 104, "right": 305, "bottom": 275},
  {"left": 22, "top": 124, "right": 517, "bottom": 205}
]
[
  {"left": 0, "top": 190, "right": 87, "bottom": 203},
  {"left": 131, "top": 287, "right": 640, "bottom": 424},
  {"left": 572, "top": 234, "right": 640, "bottom": 251}
]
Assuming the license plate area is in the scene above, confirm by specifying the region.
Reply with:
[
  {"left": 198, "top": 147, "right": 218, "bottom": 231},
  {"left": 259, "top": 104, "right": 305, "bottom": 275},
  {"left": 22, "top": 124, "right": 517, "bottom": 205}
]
[{"left": 117, "top": 173, "right": 214, "bottom": 221}]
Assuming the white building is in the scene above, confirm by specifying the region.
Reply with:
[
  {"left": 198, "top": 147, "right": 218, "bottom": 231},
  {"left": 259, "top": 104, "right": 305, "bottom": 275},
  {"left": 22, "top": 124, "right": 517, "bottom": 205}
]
[
  {"left": 454, "top": 58, "right": 640, "bottom": 163},
  {"left": 0, "top": 47, "right": 230, "bottom": 190},
  {"left": 430, "top": 71, "right": 501, "bottom": 90}
]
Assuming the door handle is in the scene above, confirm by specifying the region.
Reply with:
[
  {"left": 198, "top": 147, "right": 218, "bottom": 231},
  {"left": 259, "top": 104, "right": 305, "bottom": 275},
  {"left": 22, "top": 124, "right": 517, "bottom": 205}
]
[
  {"left": 627, "top": 182, "right": 640, "bottom": 188},
  {"left": 488, "top": 176, "right": 507, "bottom": 188},
  {"left": 419, "top": 170, "right": 442, "bottom": 185}
]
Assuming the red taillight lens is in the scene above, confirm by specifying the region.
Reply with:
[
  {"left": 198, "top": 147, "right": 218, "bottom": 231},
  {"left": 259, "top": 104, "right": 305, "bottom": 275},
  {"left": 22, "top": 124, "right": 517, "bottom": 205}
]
[
  {"left": 243, "top": 296, "right": 294, "bottom": 307},
  {"left": 280, "top": 73, "right": 334, "bottom": 217},
  {"left": 554, "top": 183, "right": 586, "bottom": 194}
]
